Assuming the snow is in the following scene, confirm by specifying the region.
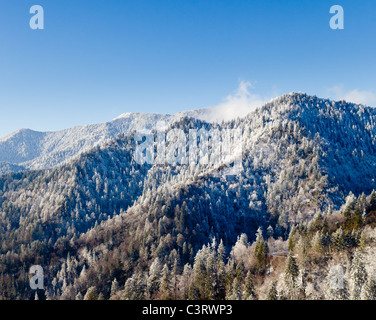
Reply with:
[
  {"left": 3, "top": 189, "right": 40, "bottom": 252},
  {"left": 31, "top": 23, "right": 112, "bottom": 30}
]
[
  {"left": 0, "top": 102, "right": 256, "bottom": 173},
  {"left": 1, "top": 92, "right": 375, "bottom": 178}
]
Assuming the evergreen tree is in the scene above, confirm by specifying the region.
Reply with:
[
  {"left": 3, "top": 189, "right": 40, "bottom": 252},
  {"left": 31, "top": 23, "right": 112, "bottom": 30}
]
[
  {"left": 332, "top": 227, "right": 345, "bottom": 252},
  {"left": 147, "top": 258, "right": 162, "bottom": 299},
  {"left": 172, "top": 258, "right": 178, "bottom": 300},
  {"left": 205, "top": 246, "right": 217, "bottom": 300},
  {"left": 229, "top": 278, "right": 242, "bottom": 300},
  {"left": 123, "top": 274, "right": 146, "bottom": 300},
  {"left": 83, "top": 286, "right": 97, "bottom": 300},
  {"left": 352, "top": 204, "right": 363, "bottom": 230},
  {"left": 267, "top": 282, "right": 278, "bottom": 300},
  {"left": 288, "top": 226, "right": 296, "bottom": 251},
  {"left": 326, "top": 264, "right": 349, "bottom": 300},
  {"left": 296, "top": 235, "right": 307, "bottom": 260},
  {"left": 182, "top": 264, "right": 193, "bottom": 299},
  {"left": 285, "top": 254, "right": 299, "bottom": 281},
  {"left": 234, "top": 262, "right": 245, "bottom": 282},
  {"left": 188, "top": 283, "right": 200, "bottom": 300},
  {"left": 253, "top": 228, "right": 268, "bottom": 275},
  {"left": 351, "top": 250, "right": 368, "bottom": 299},
  {"left": 123, "top": 278, "right": 134, "bottom": 300},
  {"left": 358, "top": 231, "right": 366, "bottom": 252},
  {"left": 160, "top": 264, "right": 172, "bottom": 300},
  {"left": 110, "top": 278, "right": 119, "bottom": 297},
  {"left": 284, "top": 253, "right": 299, "bottom": 299},
  {"left": 192, "top": 249, "right": 206, "bottom": 299},
  {"left": 244, "top": 271, "right": 257, "bottom": 300},
  {"left": 216, "top": 240, "right": 226, "bottom": 299},
  {"left": 311, "top": 231, "right": 323, "bottom": 254},
  {"left": 344, "top": 193, "right": 356, "bottom": 218}
]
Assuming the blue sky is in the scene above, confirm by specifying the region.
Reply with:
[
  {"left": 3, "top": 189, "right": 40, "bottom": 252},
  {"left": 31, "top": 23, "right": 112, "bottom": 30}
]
[{"left": 0, "top": 0, "right": 375, "bottom": 137}]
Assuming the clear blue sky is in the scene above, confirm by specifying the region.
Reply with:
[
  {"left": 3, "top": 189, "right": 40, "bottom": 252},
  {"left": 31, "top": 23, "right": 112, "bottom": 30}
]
[{"left": 0, "top": 0, "right": 375, "bottom": 137}]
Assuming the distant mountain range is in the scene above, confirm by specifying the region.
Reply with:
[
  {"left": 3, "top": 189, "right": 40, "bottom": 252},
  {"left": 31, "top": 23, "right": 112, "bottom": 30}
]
[{"left": 0, "top": 104, "right": 235, "bottom": 174}]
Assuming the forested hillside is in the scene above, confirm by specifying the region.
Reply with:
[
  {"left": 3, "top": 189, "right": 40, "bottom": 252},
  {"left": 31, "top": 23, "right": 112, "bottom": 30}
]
[{"left": 0, "top": 93, "right": 375, "bottom": 300}]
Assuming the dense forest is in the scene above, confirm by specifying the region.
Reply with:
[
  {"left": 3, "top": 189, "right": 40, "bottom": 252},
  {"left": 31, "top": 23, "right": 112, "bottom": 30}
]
[{"left": 0, "top": 93, "right": 376, "bottom": 300}]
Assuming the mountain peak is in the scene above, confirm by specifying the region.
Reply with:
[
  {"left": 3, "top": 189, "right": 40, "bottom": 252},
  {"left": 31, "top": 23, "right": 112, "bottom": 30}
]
[{"left": 1, "top": 93, "right": 375, "bottom": 175}]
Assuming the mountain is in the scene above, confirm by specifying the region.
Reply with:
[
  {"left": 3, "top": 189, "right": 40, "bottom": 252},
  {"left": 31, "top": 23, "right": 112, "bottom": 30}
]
[
  {"left": 0, "top": 113, "right": 172, "bottom": 173},
  {"left": 0, "top": 102, "right": 241, "bottom": 175},
  {"left": 0, "top": 100, "right": 265, "bottom": 175},
  {"left": 0, "top": 93, "right": 376, "bottom": 300}
]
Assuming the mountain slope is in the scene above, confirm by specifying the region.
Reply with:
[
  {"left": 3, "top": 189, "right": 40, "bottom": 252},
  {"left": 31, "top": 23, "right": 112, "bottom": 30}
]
[
  {"left": 0, "top": 113, "right": 171, "bottom": 173},
  {"left": 0, "top": 93, "right": 375, "bottom": 300},
  {"left": 0, "top": 100, "right": 269, "bottom": 175},
  {"left": 0, "top": 104, "right": 243, "bottom": 174}
]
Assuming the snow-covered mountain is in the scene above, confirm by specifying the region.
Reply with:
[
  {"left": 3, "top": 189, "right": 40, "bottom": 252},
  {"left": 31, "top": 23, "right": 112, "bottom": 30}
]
[
  {"left": 0, "top": 104, "right": 244, "bottom": 174},
  {"left": 1, "top": 92, "right": 376, "bottom": 300},
  {"left": 0, "top": 113, "right": 174, "bottom": 173}
]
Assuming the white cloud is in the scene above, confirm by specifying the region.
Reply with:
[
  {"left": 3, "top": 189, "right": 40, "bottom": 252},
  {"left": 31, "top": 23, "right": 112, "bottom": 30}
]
[
  {"left": 328, "top": 85, "right": 376, "bottom": 106},
  {"left": 197, "top": 81, "right": 271, "bottom": 122}
]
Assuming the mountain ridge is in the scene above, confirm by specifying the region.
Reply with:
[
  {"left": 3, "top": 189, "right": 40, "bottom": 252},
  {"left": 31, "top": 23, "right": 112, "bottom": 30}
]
[
  {"left": 1, "top": 92, "right": 376, "bottom": 299},
  {"left": 1, "top": 92, "right": 374, "bottom": 175}
]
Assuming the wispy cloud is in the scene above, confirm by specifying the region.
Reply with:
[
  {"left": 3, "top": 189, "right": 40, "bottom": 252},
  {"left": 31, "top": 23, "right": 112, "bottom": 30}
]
[
  {"left": 196, "top": 81, "right": 271, "bottom": 122},
  {"left": 328, "top": 85, "right": 376, "bottom": 106}
]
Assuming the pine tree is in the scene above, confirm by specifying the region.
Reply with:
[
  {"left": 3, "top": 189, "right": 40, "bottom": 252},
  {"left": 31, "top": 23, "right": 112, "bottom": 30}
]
[
  {"left": 188, "top": 283, "right": 200, "bottom": 300},
  {"left": 296, "top": 235, "right": 307, "bottom": 260},
  {"left": 344, "top": 193, "right": 356, "bottom": 218},
  {"left": 326, "top": 264, "right": 349, "bottom": 300},
  {"left": 159, "top": 264, "right": 172, "bottom": 300},
  {"left": 284, "top": 253, "right": 299, "bottom": 299},
  {"left": 182, "top": 264, "right": 193, "bottom": 299},
  {"left": 352, "top": 204, "right": 363, "bottom": 230},
  {"left": 192, "top": 249, "right": 206, "bottom": 299},
  {"left": 358, "top": 231, "right": 366, "bottom": 252},
  {"left": 216, "top": 240, "right": 226, "bottom": 300},
  {"left": 225, "top": 281, "right": 232, "bottom": 300},
  {"left": 110, "top": 278, "right": 119, "bottom": 298},
  {"left": 288, "top": 226, "right": 296, "bottom": 251},
  {"left": 296, "top": 270, "right": 306, "bottom": 300},
  {"left": 267, "top": 282, "right": 278, "bottom": 300},
  {"left": 205, "top": 246, "right": 217, "bottom": 300},
  {"left": 230, "top": 278, "right": 242, "bottom": 300},
  {"left": 332, "top": 227, "right": 345, "bottom": 252},
  {"left": 350, "top": 250, "right": 368, "bottom": 299},
  {"left": 285, "top": 254, "right": 299, "bottom": 281},
  {"left": 172, "top": 258, "right": 178, "bottom": 300},
  {"left": 234, "top": 262, "right": 245, "bottom": 282},
  {"left": 244, "top": 271, "right": 257, "bottom": 300},
  {"left": 123, "top": 273, "right": 146, "bottom": 300},
  {"left": 84, "top": 286, "right": 97, "bottom": 300},
  {"left": 123, "top": 278, "right": 134, "bottom": 300},
  {"left": 147, "top": 258, "right": 162, "bottom": 299},
  {"left": 311, "top": 231, "right": 323, "bottom": 254},
  {"left": 253, "top": 228, "right": 268, "bottom": 275}
]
